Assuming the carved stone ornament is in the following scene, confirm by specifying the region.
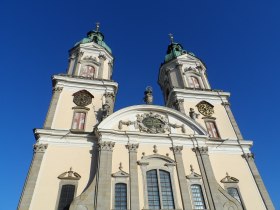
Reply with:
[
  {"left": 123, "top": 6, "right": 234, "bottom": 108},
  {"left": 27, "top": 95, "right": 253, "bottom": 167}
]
[
  {"left": 52, "top": 87, "right": 63, "bottom": 93},
  {"left": 58, "top": 167, "right": 81, "bottom": 180},
  {"left": 136, "top": 112, "right": 170, "bottom": 134},
  {"left": 125, "top": 143, "right": 139, "bottom": 152},
  {"left": 220, "top": 172, "right": 239, "bottom": 183},
  {"left": 192, "top": 146, "right": 208, "bottom": 155},
  {"left": 196, "top": 101, "right": 214, "bottom": 117},
  {"left": 242, "top": 153, "right": 254, "bottom": 160},
  {"left": 170, "top": 145, "right": 183, "bottom": 154},
  {"left": 33, "top": 144, "right": 48, "bottom": 153},
  {"left": 98, "top": 141, "right": 115, "bottom": 151},
  {"left": 73, "top": 90, "right": 94, "bottom": 107}
]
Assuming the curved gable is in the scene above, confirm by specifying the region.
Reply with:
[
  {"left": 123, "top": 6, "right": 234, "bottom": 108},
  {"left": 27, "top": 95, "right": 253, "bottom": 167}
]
[{"left": 97, "top": 105, "right": 207, "bottom": 136}]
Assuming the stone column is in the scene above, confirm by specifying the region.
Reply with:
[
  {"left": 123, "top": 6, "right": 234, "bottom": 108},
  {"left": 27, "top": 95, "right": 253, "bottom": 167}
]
[
  {"left": 173, "top": 99, "right": 186, "bottom": 114},
  {"left": 242, "top": 153, "right": 275, "bottom": 210},
  {"left": 192, "top": 146, "right": 220, "bottom": 210},
  {"left": 170, "top": 146, "right": 192, "bottom": 210},
  {"left": 44, "top": 87, "right": 63, "bottom": 129},
  {"left": 74, "top": 51, "right": 84, "bottom": 76},
  {"left": 222, "top": 102, "right": 243, "bottom": 140},
  {"left": 98, "top": 54, "right": 106, "bottom": 79},
  {"left": 126, "top": 143, "right": 140, "bottom": 210},
  {"left": 96, "top": 141, "right": 115, "bottom": 210},
  {"left": 176, "top": 63, "right": 186, "bottom": 88},
  {"left": 18, "top": 144, "right": 48, "bottom": 210},
  {"left": 108, "top": 61, "right": 113, "bottom": 80}
]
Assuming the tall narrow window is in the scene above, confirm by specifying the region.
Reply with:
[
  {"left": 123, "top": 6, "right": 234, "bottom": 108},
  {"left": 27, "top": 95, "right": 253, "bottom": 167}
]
[
  {"left": 114, "top": 183, "right": 127, "bottom": 210},
  {"left": 188, "top": 76, "right": 201, "bottom": 88},
  {"left": 146, "top": 169, "right": 175, "bottom": 209},
  {"left": 72, "top": 112, "right": 86, "bottom": 130},
  {"left": 80, "top": 65, "right": 95, "bottom": 78},
  {"left": 191, "top": 184, "right": 206, "bottom": 209},
  {"left": 227, "top": 187, "right": 242, "bottom": 203},
  {"left": 159, "top": 170, "right": 175, "bottom": 209},
  {"left": 147, "top": 170, "right": 160, "bottom": 209},
  {"left": 205, "top": 121, "right": 220, "bottom": 138},
  {"left": 57, "top": 184, "right": 75, "bottom": 210}
]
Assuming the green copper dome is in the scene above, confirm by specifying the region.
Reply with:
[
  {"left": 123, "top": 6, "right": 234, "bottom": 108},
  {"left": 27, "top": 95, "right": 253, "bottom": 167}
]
[
  {"left": 75, "top": 29, "right": 112, "bottom": 54},
  {"left": 164, "top": 35, "right": 197, "bottom": 63},
  {"left": 164, "top": 42, "right": 187, "bottom": 63}
]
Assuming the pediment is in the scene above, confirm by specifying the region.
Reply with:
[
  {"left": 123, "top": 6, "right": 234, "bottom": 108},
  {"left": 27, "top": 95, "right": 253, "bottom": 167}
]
[{"left": 97, "top": 105, "right": 207, "bottom": 136}]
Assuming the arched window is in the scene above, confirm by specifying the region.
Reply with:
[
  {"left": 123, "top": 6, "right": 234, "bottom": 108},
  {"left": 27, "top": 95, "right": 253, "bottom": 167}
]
[
  {"left": 188, "top": 76, "right": 201, "bottom": 88},
  {"left": 146, "top": 169, "right": 175, "bottom": 209},
  {"left": 114, "top": 183, "right": 127, "bottom": 210},
  {"left": 191, "top": 184, "right": 206, "bottom": 209},
  {"left": 57, "top": 184, "right": 75, "bottom": 210},
  {"left": 80, "top": 65, "right": 95, "bottom": 78}
]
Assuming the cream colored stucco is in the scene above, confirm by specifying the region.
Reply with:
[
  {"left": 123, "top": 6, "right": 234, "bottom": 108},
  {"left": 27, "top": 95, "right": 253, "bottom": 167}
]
[{"left": 30, "top": 145, "right": 92, "bottom": 210}]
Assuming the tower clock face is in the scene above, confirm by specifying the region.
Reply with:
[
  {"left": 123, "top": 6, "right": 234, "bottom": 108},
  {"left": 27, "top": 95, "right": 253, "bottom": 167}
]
[{"left": 142, "top": 117, "right": 164, "bottom": 129}]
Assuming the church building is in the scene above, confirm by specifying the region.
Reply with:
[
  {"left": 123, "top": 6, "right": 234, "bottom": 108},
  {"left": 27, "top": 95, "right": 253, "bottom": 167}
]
[{"left": 18, "top": 26, "right": 275, "bottom": 210}]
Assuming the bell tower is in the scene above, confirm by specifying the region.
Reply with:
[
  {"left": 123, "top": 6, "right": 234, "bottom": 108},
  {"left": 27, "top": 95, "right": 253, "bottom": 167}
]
[{"left": 18, "top": 25, "right": 118, "bottom": 210}]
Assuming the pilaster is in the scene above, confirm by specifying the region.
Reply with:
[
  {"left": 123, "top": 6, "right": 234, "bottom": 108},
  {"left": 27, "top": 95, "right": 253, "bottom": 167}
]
[
  {"left": 170, "top": 146, "right": 192, "bottom": 210},
  {"left": 192, "top": 146, "right": 219, "bottom": 210},
  {"left": 222, "top": 102, "right": 243, "bottom": 139},
  {"left": 96, "top": 141, "right": 115, "bottom": 210},
  {"left": 242, "top": 153, "right": 275, "bottom": 210},
  {"left": 103, "top": 92, "right": 115, "bottom": 116},
  {"left": 18, "top": 144, "right": 48, "bottom": 210},
  {"left": 98, "top": 54, "right": 106, "bottom": 79},
  {"left": 44, "top": 87, "right": 63, "bottom": 129},
  {"left": 126, "top": 143, "right": 140, "bottom": 210}
]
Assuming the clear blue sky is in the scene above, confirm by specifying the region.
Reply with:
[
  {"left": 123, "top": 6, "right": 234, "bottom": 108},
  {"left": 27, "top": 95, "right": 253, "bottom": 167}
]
[{"left": 1, "top": 0, "right": 279, "bottom": 209}]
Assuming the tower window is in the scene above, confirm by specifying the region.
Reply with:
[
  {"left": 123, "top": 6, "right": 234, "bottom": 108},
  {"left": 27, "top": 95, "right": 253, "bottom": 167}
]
[
  {"left": 57, "top": 184, "right": 75, "bottom": 210},
  {"left": 72, "top": 112, "right": 86, "bottom": 130},
  {"left": 114, "top": 183, "right": 127, "bottom": 210},
  {"left": 146, "top": 169, "right": 175, "bottom": 209},
  {"left": 188, "top": 76, "right": 201, "bottom": 88},
  {"left": 205, "top": 121, "right": 220, "bottom": 138},
  {"left": 191, "top": 184, "right": 206, "bottom": 209},
  {"left": 80, "top": 65, "right": 95, "bottom": 78}
]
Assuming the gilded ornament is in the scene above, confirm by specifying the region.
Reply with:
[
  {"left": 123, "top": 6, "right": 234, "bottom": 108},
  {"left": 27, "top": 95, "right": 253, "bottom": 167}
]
[{"left": 196, "top": 101, "right": 214, "bottom": 117}]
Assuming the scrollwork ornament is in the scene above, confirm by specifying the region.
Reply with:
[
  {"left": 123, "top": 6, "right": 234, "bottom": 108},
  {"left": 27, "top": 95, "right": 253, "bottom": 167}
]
[
  {"left": 192, "top": 146, "right": 208, "bottom": 155},
  {"left": 125, "top": 143, "right": 139, "bottom": 152},
  {"left": 33, "top": 144, "right": 48, "bottom": 153},
  {"left": 196, "top": 101, "right": 214, "bottom": 117},
  {"left": 170, "top": 145, "right": 183, "bottom": 154},
  {"left": 98, "top": 141, "right": 115, "bottom": 151}
]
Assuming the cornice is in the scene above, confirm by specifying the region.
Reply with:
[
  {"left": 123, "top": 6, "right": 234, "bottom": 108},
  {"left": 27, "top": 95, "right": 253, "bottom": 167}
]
[{"left": 52, "top": 74, "right": 118, "bottom": 92}]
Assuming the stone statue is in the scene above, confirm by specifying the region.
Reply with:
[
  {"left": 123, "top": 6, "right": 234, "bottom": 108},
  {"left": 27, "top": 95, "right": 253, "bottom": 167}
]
[{"left": 143, "top": 86, "right": 153, "bottom": 104}]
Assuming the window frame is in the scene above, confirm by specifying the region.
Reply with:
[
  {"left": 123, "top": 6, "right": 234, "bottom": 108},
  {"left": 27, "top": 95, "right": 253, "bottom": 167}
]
[
  {"left": 111, "top": 169, "right": 130, "bottom": 210},
  {"left": 186, "top": 170, "right": 208, "bottom": 210},
  {"left": 204, "top": 118, "right": 220, "bottom": 139},
  {"left": 79, "top": 65, "right": 96, "bottom": 78},
  {"left": 55, "top": 180, "right": 78, "bottom": 210},
  {"left": 190, "top": 184, "right": 207, "bottom": 210},
  {"left": 113, "top": 182, "right": 128, "bottom": 210},
  {"left": 138, "top": 154, "right": 179, "bottom": 209},
  {"left": 70, "top": 107, "right": 90, "bottom": 132},
  {"left": 188, "top": 76, "right": 201, "bottom": 89}
]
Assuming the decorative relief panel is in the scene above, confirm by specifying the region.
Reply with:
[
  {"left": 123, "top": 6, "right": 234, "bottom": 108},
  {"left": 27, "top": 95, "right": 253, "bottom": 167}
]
[
  {"left": 196, "top": 101, "right": 214, "bottom": 117},
  {"left": 137, "top": 112, "right": 170, "bottom": 134},
  {"left": 118, "top": 112, "right": 187, "bottom": 134},
  {"left": 73, "top": 90, "right": 94, "bottom": 107}
]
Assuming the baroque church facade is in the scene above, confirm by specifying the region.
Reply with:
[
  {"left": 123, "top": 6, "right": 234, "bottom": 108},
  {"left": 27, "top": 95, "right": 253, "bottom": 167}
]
[{"left": 18, "top": 27, "right": 274, "bottom": 210}]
